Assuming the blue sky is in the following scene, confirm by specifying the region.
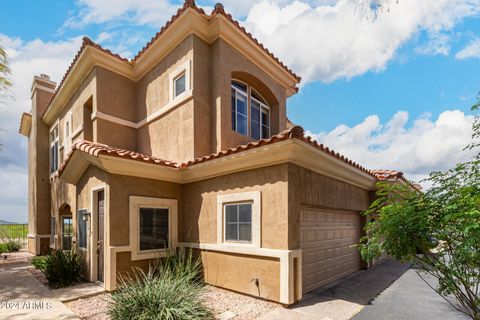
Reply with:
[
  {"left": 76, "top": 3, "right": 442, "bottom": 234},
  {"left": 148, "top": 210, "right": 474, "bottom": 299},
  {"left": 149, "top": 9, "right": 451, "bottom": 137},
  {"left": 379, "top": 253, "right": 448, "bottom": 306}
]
[{"left": 0, "top": 0, "right": 480, "bottom": 222}]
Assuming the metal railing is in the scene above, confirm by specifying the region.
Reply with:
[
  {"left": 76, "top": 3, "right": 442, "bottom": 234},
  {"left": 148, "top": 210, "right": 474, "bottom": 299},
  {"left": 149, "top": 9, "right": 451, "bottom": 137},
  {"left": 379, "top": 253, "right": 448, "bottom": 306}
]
[{"left": 0, "top": 224, "right": 28, "bottom": 246}]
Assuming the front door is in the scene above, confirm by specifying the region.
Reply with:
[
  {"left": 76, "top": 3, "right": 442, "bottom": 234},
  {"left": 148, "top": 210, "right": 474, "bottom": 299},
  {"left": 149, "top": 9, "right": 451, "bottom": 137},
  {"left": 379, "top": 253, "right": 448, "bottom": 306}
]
[
  {"left": 97, "top": 191, "right": 104, "bottom": 283},
  {"left": 61, "top": 216, "right": 73, "bottom": 250}
]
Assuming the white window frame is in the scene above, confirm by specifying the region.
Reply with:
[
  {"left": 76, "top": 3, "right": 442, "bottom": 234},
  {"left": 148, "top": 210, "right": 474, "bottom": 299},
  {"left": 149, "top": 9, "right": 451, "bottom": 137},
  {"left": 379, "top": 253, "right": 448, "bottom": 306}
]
[
  {"left": 250, "top": 95, "right": 270, "bottom": 140},
  {"left": 49, "top": 121, "right": 59, "bottom": 176},
  {"left": 129, "top": 196, "right": 178, "bottom": 261},
  {"left": 169, "top": 60, "right": 191, "bottom": 102},
  {"left": 231, "top": 80, "right": 271, "bottom": 140},
  {"left": 217, "top": 191, "right": 261, "bottom": 248}
]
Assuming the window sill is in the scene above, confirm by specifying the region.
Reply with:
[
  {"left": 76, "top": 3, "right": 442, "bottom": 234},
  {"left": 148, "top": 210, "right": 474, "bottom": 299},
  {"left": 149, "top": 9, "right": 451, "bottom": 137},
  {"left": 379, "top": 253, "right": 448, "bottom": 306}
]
[{"left": 131, "top": 248, "right": 174, "bottom": 261}]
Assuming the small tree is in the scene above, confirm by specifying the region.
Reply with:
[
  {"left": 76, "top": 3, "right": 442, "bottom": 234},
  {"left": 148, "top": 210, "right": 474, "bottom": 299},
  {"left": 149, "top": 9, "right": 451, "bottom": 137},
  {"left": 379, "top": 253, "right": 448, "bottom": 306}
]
[{"left": 360, "top": 105, "right": 480, "bottom": 319}]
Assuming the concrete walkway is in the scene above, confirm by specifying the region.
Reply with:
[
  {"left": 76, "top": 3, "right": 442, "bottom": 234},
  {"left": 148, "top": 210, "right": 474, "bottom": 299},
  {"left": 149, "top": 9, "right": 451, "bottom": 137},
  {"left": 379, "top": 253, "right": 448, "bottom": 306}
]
[
  {"left": 261, "top": 260, "right": 411, "bottom": 320},
  {"left": 0, "top": 261, "right": 79, "bottom": 320}
]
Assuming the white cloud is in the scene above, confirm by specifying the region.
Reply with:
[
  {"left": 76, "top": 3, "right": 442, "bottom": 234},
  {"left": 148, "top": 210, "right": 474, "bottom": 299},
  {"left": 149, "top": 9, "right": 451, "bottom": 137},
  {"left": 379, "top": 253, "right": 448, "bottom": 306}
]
[
  {"left": 0, "top": 34, "right": 82, "bottom": 222},
  {"left": 244, "top": 0, "right": 480, "bottom": 83},
  {"left": 306, "top": 110, "right": 476, "bottom": 186},
  {"left": 415, "top": 32, "right": 451, "bottom": 56},
  {"left": 65, "top": 0, "right": 178, "bottom": 28},
  {"left": 455, "top": 38, "right": 480, "bottom": 59}
]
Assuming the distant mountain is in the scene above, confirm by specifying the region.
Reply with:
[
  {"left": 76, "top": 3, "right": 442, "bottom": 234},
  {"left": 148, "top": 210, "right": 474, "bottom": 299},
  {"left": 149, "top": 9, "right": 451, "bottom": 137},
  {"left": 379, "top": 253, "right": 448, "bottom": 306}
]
[{"left": 0, "top": 219, "right": 17, "bottom": 225}]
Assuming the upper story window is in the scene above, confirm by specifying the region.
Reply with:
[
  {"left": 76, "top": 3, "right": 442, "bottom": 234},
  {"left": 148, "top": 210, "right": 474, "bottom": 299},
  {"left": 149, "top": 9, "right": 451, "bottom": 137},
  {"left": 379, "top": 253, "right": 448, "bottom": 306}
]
[
  {"left": 231, "top": 80, "right": 270, "bottom": 139},
  {"left": 174, "top": 73, "right": 186, "bottom": 98},
  {"left": 49, "top": 124, "right": 59, "bottom": 174},
  {"left": 169, "top": 60, "right": 191, "bottom": 102}
]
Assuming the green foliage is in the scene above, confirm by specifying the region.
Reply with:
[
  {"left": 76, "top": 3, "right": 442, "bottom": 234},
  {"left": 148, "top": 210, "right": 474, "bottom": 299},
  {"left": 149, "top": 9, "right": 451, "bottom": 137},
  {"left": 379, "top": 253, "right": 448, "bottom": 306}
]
[
  {"left": 43, "top": 248, "right": 84, "bottom": 288},
  {"left": 360, "top": 164, "right": 480, "bottom": 319},
  {"left": 109, "top": 249, "right": 213, "bottom": 320},
  {"left": 0, "top": 45, "right": 12, "bottom": 93},
  {"left": 0, "top": 239, "right": 21, "bottom": 253},
  {"left": 32, "top": 256, "right": 48, "bottom": 272}
]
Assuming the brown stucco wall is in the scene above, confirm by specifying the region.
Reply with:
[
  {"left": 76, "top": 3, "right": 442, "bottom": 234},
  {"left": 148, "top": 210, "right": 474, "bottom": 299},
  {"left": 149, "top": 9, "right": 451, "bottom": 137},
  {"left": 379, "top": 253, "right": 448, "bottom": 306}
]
[
  {"left": 28, "top": 78, "right": 55, "bottom": 254},
  {"left": 201, "top": 250, "right": 281, "bottom": 302},
  {"left": 287, "top": 164, "right": 371, "bottom": 249},
  {"left": 182, "top": 164, "right": 289, "bottom": 249}
]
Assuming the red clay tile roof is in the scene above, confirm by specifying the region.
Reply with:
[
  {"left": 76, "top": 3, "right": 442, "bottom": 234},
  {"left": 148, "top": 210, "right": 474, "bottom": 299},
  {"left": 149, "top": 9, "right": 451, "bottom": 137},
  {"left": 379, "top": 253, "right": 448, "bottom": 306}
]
[
  {"left": 41, "top": 37, "right": 130, "bottom": 117},
  {"left": 59, "top": 126, "right": 376, "bottom": 179},
  {"left": 133, "top": 1, "right": 301, "bottom": 82},
  {"left": 371, "top": 169, "right": 404, "bottom": 181},
  {"left": 182, "top": 126, "right": 375, "bottom": 177},
  {"left": 59, "top": 140, "right": 179, "bottom": 175},
  {"left": 43, "top": 1, "right": 301, "bottom": 118}
]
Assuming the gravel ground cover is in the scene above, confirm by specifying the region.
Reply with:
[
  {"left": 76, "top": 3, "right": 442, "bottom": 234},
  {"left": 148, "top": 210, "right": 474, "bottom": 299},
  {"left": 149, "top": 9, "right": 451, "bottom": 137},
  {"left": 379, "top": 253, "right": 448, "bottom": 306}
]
[{"left": 66, "top": 286, "right": 281, "bottom": 320}]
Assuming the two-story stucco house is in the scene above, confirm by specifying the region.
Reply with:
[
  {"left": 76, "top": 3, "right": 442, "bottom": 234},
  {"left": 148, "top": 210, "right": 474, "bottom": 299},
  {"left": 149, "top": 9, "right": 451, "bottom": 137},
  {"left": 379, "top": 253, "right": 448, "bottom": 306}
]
[{"left": 19, "top": 0, "right": 412, "bottom": 305}]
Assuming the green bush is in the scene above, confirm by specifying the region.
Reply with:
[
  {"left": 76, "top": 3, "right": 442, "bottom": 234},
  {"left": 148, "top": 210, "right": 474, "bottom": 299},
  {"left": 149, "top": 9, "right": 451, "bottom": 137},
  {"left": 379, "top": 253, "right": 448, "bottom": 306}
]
[
  {"left": 31, "top": 255, "right": 47, "bottom": 272},
  {"left": 0, "top": 239, "right": 21, "bottom": 253},
  {"left": 109, "top": 249, "right": 213, "bottom": 320},
  {"left": 44, "top": 248, "right": 84, "bottom": 288}
]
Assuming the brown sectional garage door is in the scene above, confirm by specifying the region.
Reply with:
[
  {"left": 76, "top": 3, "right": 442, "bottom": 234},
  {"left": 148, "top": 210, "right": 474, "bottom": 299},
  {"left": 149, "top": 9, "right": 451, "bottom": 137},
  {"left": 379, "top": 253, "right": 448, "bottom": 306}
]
[{"left": 300, "top": 207, "right": 362, "bottom": 293}]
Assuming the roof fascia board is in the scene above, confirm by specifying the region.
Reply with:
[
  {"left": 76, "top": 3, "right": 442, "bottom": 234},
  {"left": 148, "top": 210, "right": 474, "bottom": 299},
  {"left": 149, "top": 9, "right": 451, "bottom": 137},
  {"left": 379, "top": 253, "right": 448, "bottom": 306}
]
[{"left": 43, "top": 9, "right": 301, "bottom": 124}]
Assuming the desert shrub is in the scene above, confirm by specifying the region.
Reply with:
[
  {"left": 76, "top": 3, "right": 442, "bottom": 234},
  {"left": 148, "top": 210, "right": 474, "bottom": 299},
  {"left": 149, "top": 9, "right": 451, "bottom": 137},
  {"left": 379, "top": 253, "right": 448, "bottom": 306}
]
[
  {"left": 44, "top": 248, "right": 84, "bottom": 288},
  {"left": 4, "top": 239, "right": 21, "bottom": 252},
  {"left": 0, "top": 239, "right": 21, "bottom": 253},
  {"left": 31, "top": 255, "right": 47, "bottom": 272},
  {"left": 109, "top": 249, "right": 213, "bottom": 320}
]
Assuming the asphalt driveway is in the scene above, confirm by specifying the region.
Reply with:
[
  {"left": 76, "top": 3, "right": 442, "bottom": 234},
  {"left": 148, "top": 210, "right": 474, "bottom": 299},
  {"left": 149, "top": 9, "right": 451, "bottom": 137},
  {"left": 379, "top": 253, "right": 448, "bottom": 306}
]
[
  {"left": 261, "top": 260, "right": 469, "bottom": 320},
  {"left": 353, "top": 267, "right": 469, "bottom": 320}
]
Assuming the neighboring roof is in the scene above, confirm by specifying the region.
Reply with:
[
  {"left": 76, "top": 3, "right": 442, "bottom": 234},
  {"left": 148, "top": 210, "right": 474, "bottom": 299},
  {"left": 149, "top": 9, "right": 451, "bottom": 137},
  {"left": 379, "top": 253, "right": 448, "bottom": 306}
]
[
  {"left": 60, "top": 126, "right": 375, "bottom": 180},
  {"left": 42, "top": 0, "right": 300, "bottom": 119},
  {"left": 371, "top": 169, "right": 404, "bottom": 181},
  {"left": 19, "top": 112, "right": 32, "bottom": 137}
]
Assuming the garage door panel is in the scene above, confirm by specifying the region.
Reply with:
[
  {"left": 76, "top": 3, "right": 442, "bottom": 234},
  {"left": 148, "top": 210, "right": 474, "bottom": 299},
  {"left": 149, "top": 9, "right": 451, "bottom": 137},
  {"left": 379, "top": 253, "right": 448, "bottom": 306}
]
[{"left": 300, "top": 207, "right": 362, "bottom": 293}]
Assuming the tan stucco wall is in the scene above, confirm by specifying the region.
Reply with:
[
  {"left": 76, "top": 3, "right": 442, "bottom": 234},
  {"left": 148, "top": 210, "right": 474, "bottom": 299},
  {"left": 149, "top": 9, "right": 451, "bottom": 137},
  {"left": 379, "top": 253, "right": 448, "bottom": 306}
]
[
  {"left": 287, "top": 164, "right": 371, "bottom": 249},
  {"left": 108, "top": 174, "right": 182, "bottom": 246},
  {"left": 135, "top": 36, "right": 195, "bottom": 163},
  {"left": 95, "top": 67, "right": 136, "bottom": 150},
  {"left": 182, "top": 164, "right": 289, "bottom": 250},
  {"left": 201, "top": 250, "right": 281, "bottom": 302}
]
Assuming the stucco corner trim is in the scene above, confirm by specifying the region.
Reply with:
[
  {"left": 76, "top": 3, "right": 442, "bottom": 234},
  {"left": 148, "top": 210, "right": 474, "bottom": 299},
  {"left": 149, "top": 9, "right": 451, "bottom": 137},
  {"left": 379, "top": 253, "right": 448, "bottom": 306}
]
[
  {"left": 216, "top": 191, "right": 261, "bottom": 248},
  {"left": 129, "top": 196, "right": 178, "bottom": 261}
]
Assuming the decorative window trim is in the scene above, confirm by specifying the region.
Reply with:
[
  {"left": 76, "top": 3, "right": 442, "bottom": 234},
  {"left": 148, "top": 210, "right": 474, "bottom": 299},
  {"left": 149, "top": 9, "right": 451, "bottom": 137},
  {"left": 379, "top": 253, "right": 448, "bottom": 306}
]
[
  {"left": 49, "top": 120, "right": 60, "bottom": 177},
  {"left": 129, "top": 196, "right": 178, "bottom": 261},
  {"left": 169, "top": 60, "right": 191, "bottom": 103},
  {"left": 216, "top": 191, "right": 261, "bottom": 248}
]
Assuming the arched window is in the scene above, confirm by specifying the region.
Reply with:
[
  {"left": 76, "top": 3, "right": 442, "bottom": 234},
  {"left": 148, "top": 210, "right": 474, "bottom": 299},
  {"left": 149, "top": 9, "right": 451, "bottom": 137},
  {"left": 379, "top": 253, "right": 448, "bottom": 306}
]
[{"left": 231, "top": 80, "right": 270, "bottom": 139}]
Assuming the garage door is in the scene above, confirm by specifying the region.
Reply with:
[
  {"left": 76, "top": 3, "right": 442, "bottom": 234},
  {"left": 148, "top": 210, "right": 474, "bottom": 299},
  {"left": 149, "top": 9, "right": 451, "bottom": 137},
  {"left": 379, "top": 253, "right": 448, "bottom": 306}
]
[{"left": 300, "top": 207, "right": 362, "bottom": 293}]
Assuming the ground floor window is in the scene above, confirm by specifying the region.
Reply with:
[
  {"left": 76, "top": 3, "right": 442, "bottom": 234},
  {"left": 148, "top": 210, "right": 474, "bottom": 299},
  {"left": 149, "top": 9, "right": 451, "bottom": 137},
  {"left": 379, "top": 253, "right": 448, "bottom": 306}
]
[
  {"left": 139, "top": 208, "right": 169, "bottom": 250},
  {"left": 129, "top": 196, "right": 178, "bottom": 261},
  {"left": 217, "top": 191, "right": 261, "bottom": 248},
  {"left": 61, "top": 216, "right": 73, "bottom": 250},
  {"left": 225, "top": 203, "right": 252, "bottom": 242}
]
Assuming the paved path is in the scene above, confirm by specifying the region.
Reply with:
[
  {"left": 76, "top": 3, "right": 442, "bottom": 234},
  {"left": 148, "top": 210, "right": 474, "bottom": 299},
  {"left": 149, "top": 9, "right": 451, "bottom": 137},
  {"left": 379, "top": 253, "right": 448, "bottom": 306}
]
[
  {"left": 353, "top": 267, "right": 469, "bottom": 320},
  {"left": 262, "top": 260, "right": 468, "bottom": 320},
  {"left": 0, "top": 261, "right": 79, "bottom": 320}
]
